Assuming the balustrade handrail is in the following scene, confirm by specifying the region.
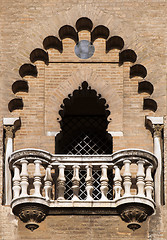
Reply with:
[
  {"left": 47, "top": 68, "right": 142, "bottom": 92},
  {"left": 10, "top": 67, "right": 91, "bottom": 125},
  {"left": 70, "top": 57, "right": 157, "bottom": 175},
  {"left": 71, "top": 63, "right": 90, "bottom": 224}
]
[
  {"left": 9, "top": 148, "right": 52, "bottom": 168},
  {"left": 9, "top": 148, "right": 158, "bottom": 171}
]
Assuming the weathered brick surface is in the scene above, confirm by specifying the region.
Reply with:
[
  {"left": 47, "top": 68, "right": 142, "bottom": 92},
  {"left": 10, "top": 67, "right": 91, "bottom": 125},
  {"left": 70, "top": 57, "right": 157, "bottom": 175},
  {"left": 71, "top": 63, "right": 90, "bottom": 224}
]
[{"left": 0, "top": 1, "right": 167, "bottom": 240}]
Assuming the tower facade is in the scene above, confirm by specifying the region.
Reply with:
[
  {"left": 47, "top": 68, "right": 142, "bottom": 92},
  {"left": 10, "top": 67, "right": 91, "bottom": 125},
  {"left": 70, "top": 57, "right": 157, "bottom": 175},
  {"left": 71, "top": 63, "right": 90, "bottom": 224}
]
[{"left": 0, "top": 1, "right": 167, "bottom": 240}]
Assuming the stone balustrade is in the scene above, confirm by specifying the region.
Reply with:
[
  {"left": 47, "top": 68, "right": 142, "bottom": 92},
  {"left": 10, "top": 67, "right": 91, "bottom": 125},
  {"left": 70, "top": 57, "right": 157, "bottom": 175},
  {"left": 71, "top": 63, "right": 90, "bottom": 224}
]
[{"left": 9, "top": 148, "right": 158, "bottom": 231}]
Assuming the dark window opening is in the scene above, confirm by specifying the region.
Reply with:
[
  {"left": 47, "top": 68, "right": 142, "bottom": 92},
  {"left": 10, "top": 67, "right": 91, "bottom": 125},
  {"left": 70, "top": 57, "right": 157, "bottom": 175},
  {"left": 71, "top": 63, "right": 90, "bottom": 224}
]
[
  {"left": 55, "top": 81, "right": 113, "bottom": 200},
  {"left": 55, "top": 81, "right": 113, "bottom": 155}
]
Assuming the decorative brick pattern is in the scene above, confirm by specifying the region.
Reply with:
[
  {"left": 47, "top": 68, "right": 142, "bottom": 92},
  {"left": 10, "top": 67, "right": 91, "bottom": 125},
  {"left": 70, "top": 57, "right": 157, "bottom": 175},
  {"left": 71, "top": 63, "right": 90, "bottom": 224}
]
[{"left": 0, "top": 1, "right": 167, "bottom": 240}]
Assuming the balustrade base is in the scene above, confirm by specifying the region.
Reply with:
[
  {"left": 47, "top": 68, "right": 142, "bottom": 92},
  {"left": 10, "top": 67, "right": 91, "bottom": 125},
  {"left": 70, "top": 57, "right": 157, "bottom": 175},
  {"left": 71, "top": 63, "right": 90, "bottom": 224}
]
[
  {"left": 12, "top": 197, "right": 49, "bottom": 232},
  {"left": 11, "top": 196, "right": 155, "bottom": 231},
  {"left": 116, "top": 200, "right": 154, "bottom": 231}
]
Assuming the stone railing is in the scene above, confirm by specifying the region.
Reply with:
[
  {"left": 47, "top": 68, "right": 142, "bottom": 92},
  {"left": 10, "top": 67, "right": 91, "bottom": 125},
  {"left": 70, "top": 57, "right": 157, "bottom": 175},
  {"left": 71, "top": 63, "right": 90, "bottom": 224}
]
[{"left": 9, "top": 149, "right": 157, "bottom": 231}]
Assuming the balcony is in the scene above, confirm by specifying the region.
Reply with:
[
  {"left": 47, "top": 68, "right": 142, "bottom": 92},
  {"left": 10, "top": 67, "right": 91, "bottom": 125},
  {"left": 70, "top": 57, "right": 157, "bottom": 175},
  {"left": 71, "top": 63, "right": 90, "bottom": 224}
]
[{"left": 9, "top": 148, "right": 157, "bottom": 231}]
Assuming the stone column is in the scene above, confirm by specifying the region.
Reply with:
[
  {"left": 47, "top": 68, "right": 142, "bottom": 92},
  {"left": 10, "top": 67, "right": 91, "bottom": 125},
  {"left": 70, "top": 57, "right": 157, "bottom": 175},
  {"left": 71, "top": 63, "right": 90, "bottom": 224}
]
[
  {"left": 113, "top": 165, "right": 122, "bottom": 199},
  {"left": 153, "top": 124, "right": 163, "bottom": 205},
  {"left": 145, "top": 165, "right": 153, "bottom": 200},
  {"left": 3, "top": 118, "right": 20, "bottom": 205},
  {"left": 72, "top": 165, "right": 80, "bottom": 201},
  {"left": 123, "top": 160, "right": 132, "bottom": 197},
  {"left": 100, "top": 165, "right": 109, "bottom": 201},
  {"left": 57, "top": 165, "right": 66, "bottom": 200},
  {"left": 136, "top": 160, "right": 145, "bottom": 197},
  {"left": 20, "top": 160, "right": 29, "bottom": 197},
  {"left": 145, "top": 116, "right": 163, "bottom": 205},
  {"left": 85, "top": 165, "right": 93, "bottom": 201},
  {"left": 44, "top": 165, "right": 52, "bottom": 201}
]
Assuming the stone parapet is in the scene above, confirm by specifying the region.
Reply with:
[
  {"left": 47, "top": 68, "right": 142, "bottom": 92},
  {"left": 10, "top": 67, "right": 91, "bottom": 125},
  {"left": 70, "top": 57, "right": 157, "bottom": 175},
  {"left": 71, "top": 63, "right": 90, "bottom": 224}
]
[{"left": 9, "top": 148, "right": 157, "bottom": 231}]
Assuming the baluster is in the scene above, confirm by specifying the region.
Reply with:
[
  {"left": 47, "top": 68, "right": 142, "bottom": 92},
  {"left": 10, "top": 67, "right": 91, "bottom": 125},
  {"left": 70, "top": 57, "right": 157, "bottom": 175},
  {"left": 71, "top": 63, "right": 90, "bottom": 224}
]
[
  {"left": 145, "top": 165, "right": 153, "bottom": 200},
  {"left": 72, "top": 165, "right": 80, "bottom": 201},
  {"left": 33, "top": 160, "right": 42, "bottom": 197},
  {"left": 12, "top": 165, "right": 21, "bottom": 199},
  {"left": 20, "top": 159, "right": 29, "bottom": 197},
  {"left": 136, "top": 160, "right": 145, "bottom": 197},
  {"left": 57, "top": 165, "right": 66, "bottom": 200},
  {"left": 113, "top": 165, "right": 122, "bottom": 199},
  {"left": 85, "top": 165, "right": 93, "bottom": 201},
  {"left": 44, "top": 165, "right": 52, "bottom": 201},
  {"left": 123, "top": 160, "right": 132, "bottom": 196},
  {"left": 100, "top": 165, "right": 108, "bottom": 201}
]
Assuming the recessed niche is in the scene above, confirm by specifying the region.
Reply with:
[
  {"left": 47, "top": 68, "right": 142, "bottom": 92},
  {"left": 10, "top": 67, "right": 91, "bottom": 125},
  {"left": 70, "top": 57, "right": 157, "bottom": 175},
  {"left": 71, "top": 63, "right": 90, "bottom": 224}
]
[
  {"left": 59, "top": 25, "right": 79, "bottom": 43},
  {"left": 8, "top": 98, "right": 24, "bottom": 112},
  {"left": 43, "top": 36, "right": 63, "bottom": 53},
  {"left": 130, "top": 64, "right": 147, "bottom": 78},
  {"left": 76, "top": 17, "right": 93, "bottom": 32},
  {"left": 106, "top": 36, "right": 124, "bottom": 53},
  {"left": 12, "top": 80, "right": 29, "bottom": 94},
  {"left": 119, "top": 49, "right": 137, "bottom": 63},
  {"left": 91, "top": 25, "right": 110, "bottom": 43},
  {"left": 138, "top": 81, "right": 154, "bottom": 95},
  {"left": 75, "top": 40, "right": 95, "bottom": 59},
  {"left": 143, "top": 98, "right": 157, "bottom": 112},
  {"left": 19, "top": 64, "right": 37, "bottom": 78}
]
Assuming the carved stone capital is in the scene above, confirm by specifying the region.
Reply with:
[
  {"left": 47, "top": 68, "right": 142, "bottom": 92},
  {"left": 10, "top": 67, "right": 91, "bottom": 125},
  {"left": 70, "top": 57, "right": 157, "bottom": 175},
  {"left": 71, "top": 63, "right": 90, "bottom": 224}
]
[
  {"left": 13, "top": 203, "right": 49, "bottom": 231},
  {"left": 4, "top": 126, "right": 15, "bottom": 138},
  {"left": 145, "top": 116, "right": 163, "bottom": 137},
  {"left": 153, "top": 124, "right": 163, "bottom": 138}
]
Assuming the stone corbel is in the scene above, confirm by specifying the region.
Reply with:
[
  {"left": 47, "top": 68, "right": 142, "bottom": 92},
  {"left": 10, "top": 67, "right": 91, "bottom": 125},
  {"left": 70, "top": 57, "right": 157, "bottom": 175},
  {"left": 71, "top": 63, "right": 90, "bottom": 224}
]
[
  {"left": 145, "top": 116, "right": 163, "bottom": 206},
  {"left": 3, "top": 117, "right": 21, "bottom": 205}
]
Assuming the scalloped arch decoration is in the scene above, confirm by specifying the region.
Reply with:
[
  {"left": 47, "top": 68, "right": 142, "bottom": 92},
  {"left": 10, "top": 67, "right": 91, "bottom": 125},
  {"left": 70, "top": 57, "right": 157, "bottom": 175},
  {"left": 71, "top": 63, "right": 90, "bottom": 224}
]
[
  {"left": 43, "top": 36, "right": 63, "bottom": 52},
  {"left": 19, "top": 64, "right": 38, "bottom": 78},
  {"left": 143, "top": 98, "right": 157, "bottom": 112},
  {"left": 8, "top": 98, "right": 23, "bottom": 112},
  {"left": 46, "top": 68, "right": 123, "bottom": 131},
  {"left": 91, "top": 25, "right": 110, "bottom": 43},
  {"left": 30, "top": 48, "right": 48, "bottom": 64},
  {"left": 59, "top": 81, "right": 110, "bottom": 118},
  {"left": 12, "top": 80, "right": 29, "bottom": 94},
  {"left": 119, "top": 49, "right": 137, "bottom": 64},
  {"left": 130, "top": 64, "right": 147, "bottom": 78},
  {"left": 8, "top": 17, "right": 157, "bottom": 113},
  {"left": 138, "top": 81, "right": 154, "bottom": 95},
  {"left": 59, "top": 25, "right": 79, "bottom": 43},
  {"left": 106, "top": 36, "right": 124, "bottom": 53},
  {"left": 76, "top": 17, "right": 93, "bottom": 32}
]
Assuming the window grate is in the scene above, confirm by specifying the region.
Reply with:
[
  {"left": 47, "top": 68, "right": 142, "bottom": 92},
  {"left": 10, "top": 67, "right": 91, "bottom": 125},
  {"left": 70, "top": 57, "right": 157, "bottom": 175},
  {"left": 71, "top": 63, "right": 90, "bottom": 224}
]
[
  {"left": 65, "top": 131, "right": 111, "bottom": 155},
  {"left": 57, "top": 116, "right": 112, "bottom": 155},
  {"left": 64, "top": 169, "right": 113, "bottom": 200}
]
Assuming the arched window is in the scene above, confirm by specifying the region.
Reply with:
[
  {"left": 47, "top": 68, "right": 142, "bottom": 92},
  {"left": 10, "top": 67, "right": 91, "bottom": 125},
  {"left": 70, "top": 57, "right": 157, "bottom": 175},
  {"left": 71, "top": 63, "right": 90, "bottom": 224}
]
[
  {"left": 55, "top": 82, "right": 113, "bottom": 200},
  {"left": 55, "top": 81, "right": 113, "bottom": 155}
]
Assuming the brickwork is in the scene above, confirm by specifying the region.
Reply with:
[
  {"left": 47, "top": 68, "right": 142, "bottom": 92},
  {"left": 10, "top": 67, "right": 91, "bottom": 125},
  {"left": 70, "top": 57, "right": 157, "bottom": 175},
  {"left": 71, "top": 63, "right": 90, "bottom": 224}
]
[
  {"left": 12, "top": 41, "right": 154, "bottom": 153},
  {"left": 0, "top": 1, "right": 167, "bottom": 240},
  {"left": 13, "top": 215, "right": 150, "bottom": 240}
]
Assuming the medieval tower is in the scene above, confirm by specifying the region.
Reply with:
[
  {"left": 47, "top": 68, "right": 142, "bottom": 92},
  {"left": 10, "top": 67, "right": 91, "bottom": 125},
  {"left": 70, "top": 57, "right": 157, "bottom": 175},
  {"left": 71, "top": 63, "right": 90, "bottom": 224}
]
[{"left": 0, "top": 1, "right": 167, "bottom": 240}]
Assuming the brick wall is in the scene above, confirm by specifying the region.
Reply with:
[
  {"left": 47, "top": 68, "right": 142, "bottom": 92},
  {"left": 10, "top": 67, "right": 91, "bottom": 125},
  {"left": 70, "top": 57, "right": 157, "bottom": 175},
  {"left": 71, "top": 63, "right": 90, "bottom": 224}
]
[{"left": 0, "top": 1, "right": 167, "bottom": 240}]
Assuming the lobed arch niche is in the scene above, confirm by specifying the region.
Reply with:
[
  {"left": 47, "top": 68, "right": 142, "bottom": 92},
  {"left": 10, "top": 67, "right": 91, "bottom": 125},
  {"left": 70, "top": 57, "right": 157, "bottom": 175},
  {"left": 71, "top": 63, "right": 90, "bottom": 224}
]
[
  {"left": 55, "top": 81, "right": 113, "bottom": 155},
  {"left": 9, "top": 17, "right": 157, "bottom": 115}
]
